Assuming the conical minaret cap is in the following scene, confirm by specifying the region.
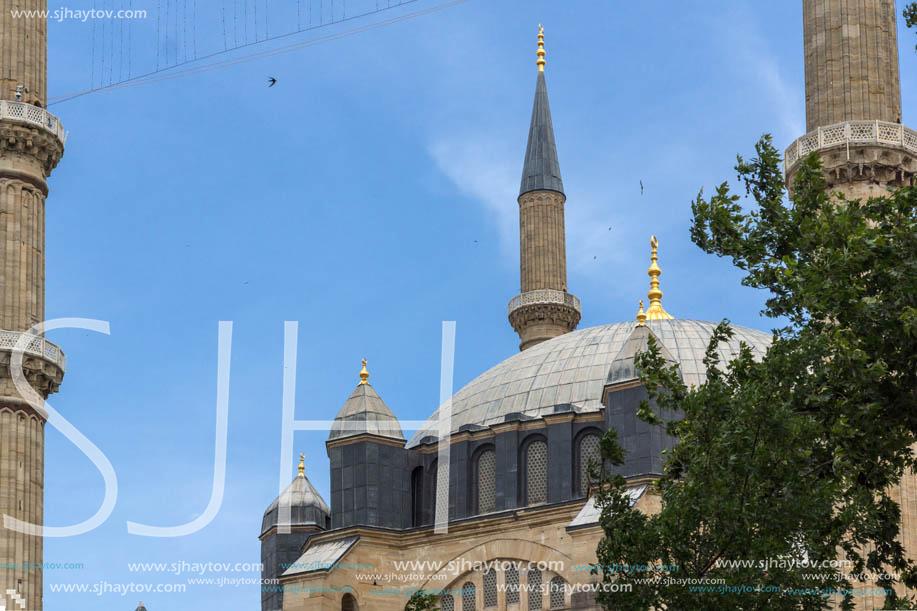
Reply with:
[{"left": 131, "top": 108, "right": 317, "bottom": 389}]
[{"left": 519, "top": 26, "right": 564, "bottom": 196}]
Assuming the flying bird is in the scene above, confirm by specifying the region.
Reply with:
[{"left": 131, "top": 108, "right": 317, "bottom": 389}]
[
  {"left": 640, "top": 180, "right": 644, "bottom": 195},
  {"left": 268, "top": 77, "right": 277, "bottom": 87}
]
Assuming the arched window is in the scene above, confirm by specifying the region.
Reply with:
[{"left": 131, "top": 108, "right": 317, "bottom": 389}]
[
  {"left": 483, "top": 568, "right": 497, "bottom": 608},
  {"left": 462, "top": 582, "right": 476, "bottom": 611},
  {"left": 441, "top": 594, "right": 454, "bottom": 611},
  {"left": 431, "top": 461, "right": 444, "bottom": 523},
  {"left": 525, "top": 439, "right": 548, "bottom": 505},
  {"left": 549, "top": 576, "right": 566, "bottom": 609},
  {"left": 577, "top": 432, "right": 602, "bottom": 497},
  {"left": 476, "top": 448, "right": 496, "bottom": 514},
  {"left": 506, "top": 564, "right": 520, "bottom": 604},
  {"left": 342, "top": 593, "right": 358, "bottom": 611},
  {"left": 411, "top": 466, "right": 424, "bottom": 527},
  {"left": 528, "top": 568, "right": 543, "bottom": 610}
]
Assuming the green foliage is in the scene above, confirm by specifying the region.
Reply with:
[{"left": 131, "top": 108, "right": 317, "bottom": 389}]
[
  {"left": 594, "top": 138, "right": 917, "bottom": 610},
  {"left": 906, "top": 3, "right": 917, "bottom": 48},
  {"left": 404, "top": 591, "right": 440, "bottom": 611}
]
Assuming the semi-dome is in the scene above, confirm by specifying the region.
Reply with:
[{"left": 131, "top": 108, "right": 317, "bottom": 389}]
[
  {"left": 406, "top": 319, "right": 771, "bottom": 447},
  {"left": 261, "top": 456, "right": 330, "bottom": 536}
]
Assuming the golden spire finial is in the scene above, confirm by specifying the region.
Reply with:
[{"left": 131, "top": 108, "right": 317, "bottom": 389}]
[
  {"left": 636, "top": 300, "right": 647, "bottom": 326},
  {"left": 297, "top": 453, "right": 305, "bottom": 478},
  {"left": 358, "top": 358, "right": 370, "bottom": 385},
  {"left": 536, "top": 24, "right": 546, "bottom": 72},
  {"left": 644, "top": 235, "right": 674, "bottom": 320}
]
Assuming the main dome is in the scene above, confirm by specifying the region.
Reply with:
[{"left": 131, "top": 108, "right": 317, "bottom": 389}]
[{"left": 406, "top": 319, "right": 772, "bottom": 447}]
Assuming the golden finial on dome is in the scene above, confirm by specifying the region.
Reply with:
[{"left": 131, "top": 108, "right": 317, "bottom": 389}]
[
  {"left": 636, "top": 300, "right": 647, "bottom": 326},
  {"left": 358, "top": 358, "right": 370, "bottom": 385},
  {"left": 297, "top": 453, "right": 305, "bottom": 478},
  {"left": 536, "top": 24, "right": 546, "bottom": 72},
  {"left": 644, "top": 236, "right": 674, "bottom": 320}
]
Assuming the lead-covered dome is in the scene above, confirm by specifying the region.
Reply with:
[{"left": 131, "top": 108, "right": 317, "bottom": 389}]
[
  {"left": 407, "top": 319, "right": 771, "bottom": 447},
  {"left": 261, "top": 466, "right": 330, "bottom": 536}
]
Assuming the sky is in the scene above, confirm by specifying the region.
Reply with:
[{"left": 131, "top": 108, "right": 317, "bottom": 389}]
[{"left": 31, "top": 0, "right": 917, "bottom": 608}]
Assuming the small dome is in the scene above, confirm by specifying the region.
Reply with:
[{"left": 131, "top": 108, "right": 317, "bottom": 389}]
[
  {"left": 261, "top": 471, "right": 330, "bottom": 536},
  {"left": 328, "top": 381, "right": 405, "bottom": 442}
]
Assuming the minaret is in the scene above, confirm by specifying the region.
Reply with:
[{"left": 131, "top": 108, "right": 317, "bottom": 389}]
[
  {"left": 508, "top": 26, "right": 581, "bottom": 351},
  {"left": 0, "top": 1, "right": 68, "bottom": 609},
  {"left": 785, "top": 0, "right": 916, "bottom": 199}
]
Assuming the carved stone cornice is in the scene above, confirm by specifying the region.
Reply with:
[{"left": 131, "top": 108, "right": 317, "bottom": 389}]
[
  {"left": 0, "top": 121, "right": 65, "bottom": 177},
  {"left": 791, "top": 143, "right": 917, "bottom": 192},
  {"left": 508, "top": 301, "right": 580, "bottom": 337},
  {"left": 0, "top": 350, "right": 64, "bottom": 405}
]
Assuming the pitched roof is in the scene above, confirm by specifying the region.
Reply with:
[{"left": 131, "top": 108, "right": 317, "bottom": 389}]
[{"left": 328, "top": 382, "right": 405, "bottom": 442}]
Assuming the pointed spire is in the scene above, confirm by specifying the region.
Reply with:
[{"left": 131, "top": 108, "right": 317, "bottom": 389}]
[
  {"left": 636, "top": 300, "right": 647, "bottom": 326},
  {"left": 358, "top": 358, "right": 370, "bottom": 385},
  {"left": 644, "top": 236, "right": 674, "bottom": 320},
  {"left": 297, "top": 453, "right": 305, "bottom": 478},
  {"left": 519, "top": 25, "right": 563, "bottom": 196}
]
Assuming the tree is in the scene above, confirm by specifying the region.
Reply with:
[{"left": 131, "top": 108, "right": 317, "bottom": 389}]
[
  {"left": 404, "top": 591, "right": 440, "bottom": 611},
  {"left": 593, "top": 138, "right": 917, "bottom": 610},
  {"left": 906, "top": 2, "right": 917, "bottom": 47}
]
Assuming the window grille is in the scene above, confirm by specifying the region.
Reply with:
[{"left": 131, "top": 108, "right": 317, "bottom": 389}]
[
  {"left": 483, "top": 569, "right": 497, "bottom": 607},
  {"left": 462, "top": 582, "right": 476, "bottom": 611},
  {"left": 478, "top": 449, "right": 496, "bottom": 514},
  {"left": 441, "top": 595, "right": 454, "bottom": 611},
  {"left": 528, "top": 569, "right": 543, "bottom": 610},
  {"left": 579, "top": 434, "right": 601, "bottom": 496},
  {"left": 550, "top": 576, "right": 565, "bottom": 608},
  {"left": 506, "top": 565, "right": 520, "bottom": 604},
  {"left": 526, "top": 440, "right": 548, "bottom": 505}
]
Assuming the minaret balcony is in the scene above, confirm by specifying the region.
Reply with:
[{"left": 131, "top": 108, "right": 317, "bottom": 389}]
[
  {"left": 0, "top": 330, "right": 66, "bottom": 370},
  {"left": 508, "top": 289, "right": 581, "bottom": 316},
  {"left": 0, "top": 100, "right": 68, "bottom": 145},
  {"left": 0, "top": 330, "right": 67, "bottom": 404},
  {"left": 784, "top": 119, "right": 917, "bottom": 177}
]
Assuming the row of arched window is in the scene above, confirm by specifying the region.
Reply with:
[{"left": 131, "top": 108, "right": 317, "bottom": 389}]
[
  {"left": 439, "top": 569, "right": 567, "bottom": 610},
  {"left": 475, "top": 431, "right": 602, "bottom": 515},
  {"left": 410, "top": 430, "right": 603, "bottom": 525}
]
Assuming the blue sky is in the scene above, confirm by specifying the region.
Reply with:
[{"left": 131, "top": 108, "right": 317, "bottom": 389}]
[{"left": 36, "top": 0, "right": 917, "bottom": 608}]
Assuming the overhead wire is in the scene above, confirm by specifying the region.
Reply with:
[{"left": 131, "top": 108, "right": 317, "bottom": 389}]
[{"left": 58, "top": 0, "right": 470, "bottom": 105}]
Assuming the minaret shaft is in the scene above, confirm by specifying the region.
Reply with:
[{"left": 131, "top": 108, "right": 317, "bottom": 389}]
[
  {"left": 803, "top": 0, "right": 901, "bottom": 133},
  {"left": 0, "top": 0, "right": 48, "bottom": 104},
  {"left": 0, "top": 2, "right": 66, "bottom": 609},
  {"left": 519, "top": 192, "right": 567, "bottom": 292}
]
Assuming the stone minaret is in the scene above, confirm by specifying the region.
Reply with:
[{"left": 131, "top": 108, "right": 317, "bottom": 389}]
[
  {"left": 508, "top": 26, "right": 581, "bottom": 351},
  {"left": 0, "top": 1, "right": 67, "bottom": 609},
  {"left": 785, "top": 0, "right": 916, "bottom": 198}
]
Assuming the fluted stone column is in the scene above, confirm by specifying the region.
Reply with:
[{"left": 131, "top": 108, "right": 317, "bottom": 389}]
[
  {"left": 803, "top": 0, "right": 900, "bottom": 133},
  {"left": 0, "top": 1, "right": 66, "bottom": 609},
  {"left": 1, "top": 0, "right": 48, "bottom": 105}
]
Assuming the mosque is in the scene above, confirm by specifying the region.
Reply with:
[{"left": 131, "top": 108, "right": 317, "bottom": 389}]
[{"left": 257, "top": 1, "right": 917, "bottom": 608}]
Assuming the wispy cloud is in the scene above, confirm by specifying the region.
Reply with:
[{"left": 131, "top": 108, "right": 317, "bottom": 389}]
[
  {"left": 428, "top": 131, "right": 646, "bottom": 279},
  {"left": 719, "top": 7, "right": 805, "bottom": 141}
]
